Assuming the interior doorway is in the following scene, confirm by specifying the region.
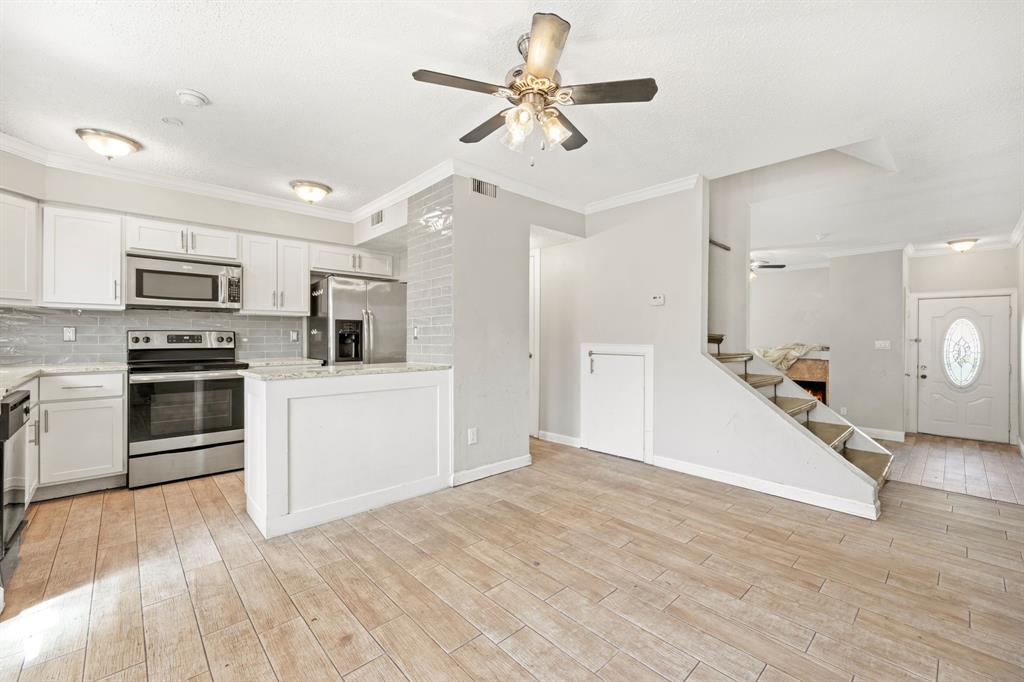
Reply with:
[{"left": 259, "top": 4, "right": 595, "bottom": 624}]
[
  {"left": 529, "top": 248, "right": 540, "bottom": 437},
  {"left": 915, "top": 294, "right": 1012, "bottom": 443}
]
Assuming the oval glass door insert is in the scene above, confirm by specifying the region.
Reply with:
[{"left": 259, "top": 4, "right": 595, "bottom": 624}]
[{"left": 943, "top": 318, "right": 982, "bottom": 387}]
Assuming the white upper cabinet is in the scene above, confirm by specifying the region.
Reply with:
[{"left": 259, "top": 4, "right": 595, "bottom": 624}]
[
  {"left": 42, "top": 207, "right": 123, "bottom": 309},
  {"left": 126, "top": 216, "right": 238, "bottom": 261},
  {"left": 310, "top": 243, "right": 393, "bottom": 278},
  {"left": 241, "top": 234, "right": 308, "bottom": 315},
  {"left": 0, "top": 192, "right": 39, "bottom": 304},
  {"left": 125, "top": 216, "right": 187, "bottom": 254}
]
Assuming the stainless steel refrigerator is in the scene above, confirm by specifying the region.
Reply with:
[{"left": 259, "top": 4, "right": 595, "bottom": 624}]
[{"left": 308, "top": 275, "right": 407, "bottom": 365}]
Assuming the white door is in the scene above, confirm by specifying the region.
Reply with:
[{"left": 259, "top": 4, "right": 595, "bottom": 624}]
[
  {"left": 581, "top": 351, "right": 645, "bottom": 461},
  {"left": 528, "top": 250, "right": 540, "bottom": 437},
  {"left": 276, "top": 239, "right": 310, "bottom": 314},
  {"left": 40, "top": 398, "right": 125, "bottom": 484},
  {"left": 0, "top": 192, "right": 37, "bottom": 303},
  {"left": 241, "top": 234, "right": 279, "bottom": 313},
  {"left": 125, "top": 216, "right": 188, "bottom": 254},
  {"left": 918, "top": 296, "right": 1010, "bottom": 442},
  {"left": 42, "top": 207, "right": 123, "bottom": 308},
  {"left": 188, "top": 225, "right": 238, "bottom": 260}
]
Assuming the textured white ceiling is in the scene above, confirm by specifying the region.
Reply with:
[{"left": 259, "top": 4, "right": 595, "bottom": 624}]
[{"left": 1, "top": 0, "right": 1021, "bottom": 254}]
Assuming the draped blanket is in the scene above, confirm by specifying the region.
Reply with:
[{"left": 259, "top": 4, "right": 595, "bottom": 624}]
[{"left": 756, "top": 343, "right": 825, "bottom": 371}]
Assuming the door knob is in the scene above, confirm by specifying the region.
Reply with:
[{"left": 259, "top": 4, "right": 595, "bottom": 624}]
[{"left": 920, "top": 374, "right": 927, "bottom": 379}]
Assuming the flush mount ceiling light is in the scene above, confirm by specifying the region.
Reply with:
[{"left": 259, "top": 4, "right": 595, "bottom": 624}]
[
  {"left": 412, "top": 12, "right": 658, "bottom": 152},
  {"left": 75, "top": 128, "right": 142, "bottom": 160},
  {"left": 947, "top": 239, "right": 978, "bottom": 253},
  {"left": 290, "top": 180, "right": 332, "bottom": 204}
]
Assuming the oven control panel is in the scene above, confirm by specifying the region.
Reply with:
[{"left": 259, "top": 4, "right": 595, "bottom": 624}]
[{"left": 128, "top": 331, "right": 236, "bottom": 349}]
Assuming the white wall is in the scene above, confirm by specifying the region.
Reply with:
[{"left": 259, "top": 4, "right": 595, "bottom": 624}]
[
  {"left": 0, "top": 150, "right": 354, "bottom": 244},
  {"left": 749, "top": 267, "right": 830, "bottom": 349},
  {"left": 539, "top": 179, "right": 878, "bottom": 516},
  {"left": 909, "top": 247, "right": 1018, "bottom": 292},
  {"left": 828, "top": 250, "right": 905, "bottom": 433},
  {"left": 452, "top": 175, "right": 583, "bottom": 475}
]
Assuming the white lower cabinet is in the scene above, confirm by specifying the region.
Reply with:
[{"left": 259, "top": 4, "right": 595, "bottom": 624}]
[{"left": 40, "top": 397, "right": 124, "bottom": 484}]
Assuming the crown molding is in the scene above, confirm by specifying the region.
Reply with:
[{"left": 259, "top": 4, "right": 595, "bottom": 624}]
[
  {"left": 584, "top": 174, "right": 700, "bottom": 215},
  {"left": 350, "top": 159, "right": 456, "bottom": 223},
  {"left": 824, "top": 242, "right": 908, "bottom": 259},
  {"left": 451, "top": 159, "right": 585, "bottom": 214}
]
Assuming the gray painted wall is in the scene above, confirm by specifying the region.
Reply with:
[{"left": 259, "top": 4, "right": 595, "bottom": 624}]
[
  {"left": 0, "top": 306, "right": 303, "bottom": 364},
  {"left": 828, "top": 250, "right": 905, "bottom": 432},
  {"left": 451, "top": 175, "right": 583, "bottom": 474},
  {"left": 749, "top": 267, "right": 830, "bottom": 349},
  {"left": 909, "top": 248, "right": 1018, "bottom": 292}
]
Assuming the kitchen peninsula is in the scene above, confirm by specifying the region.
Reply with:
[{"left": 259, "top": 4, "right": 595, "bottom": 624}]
[{"left": 240, "top": 362, "right": 452, "bottom": 537}]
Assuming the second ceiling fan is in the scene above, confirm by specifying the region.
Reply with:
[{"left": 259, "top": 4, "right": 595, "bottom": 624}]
[{"left": 412, "top": 12, "right": 658, "bottom": 152}]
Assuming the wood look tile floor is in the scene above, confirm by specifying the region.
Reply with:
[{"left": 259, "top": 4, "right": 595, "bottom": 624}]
[
  {"left": 885, "top": 433, "right": 1024, "bottom": 504},
  {"left": 2, "top": 437, "right": 1023, "bottom": 681}
]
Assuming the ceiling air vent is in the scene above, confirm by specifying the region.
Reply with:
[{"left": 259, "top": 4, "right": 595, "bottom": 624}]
[
  {"left": 472, "top": 179, "right": 498, "bottom": 198},
  {"left": 370, "top": 210, "right": 384, "bottom": 226}
]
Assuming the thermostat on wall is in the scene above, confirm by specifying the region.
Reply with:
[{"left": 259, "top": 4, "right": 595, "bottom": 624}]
[{"left": 650, "top": 294, "right": 665, "bottom": 306}]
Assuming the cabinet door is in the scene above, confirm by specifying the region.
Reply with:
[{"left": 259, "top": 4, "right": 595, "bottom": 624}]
[
  {"left": 188, "top": 225, "right": 239, "bottom": 260},
  {"left": 241, "top": 234, "right": 279, "bottom": 312},
  {"left": 42, "top": 207, "right": 123, "bottom": 308},
  {"left": 310, "top": 244, "right": 358, "bottom": 273},
  {"left": 357, "top": 251, "right": 393, "bottom": 277},
  {"left": 125, "top": 216, "right": 187, "bottom": 254},
  {"left": 277, "top": 239, "right": 310, "bottom": 314},
  {"left": 40, "top": 398, "right": 125, "bottom": 484},
  {"left": 0, "top": 192, "right": 38, "bottom": 303},
  {"left": 26, "top": 404, "right": 39, "bottom": 504}
]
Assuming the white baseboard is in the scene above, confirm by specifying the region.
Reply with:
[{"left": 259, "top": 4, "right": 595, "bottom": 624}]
[
  {"left": 859, "top": 427, "right": 905, "bottom": 443},
  {"left": 452, "top": 454, "right": 532, "bottom": 486},
  {"left": 651, "top": 455, "right": 880, "bottom": 520},
  {"left": 537, "top": 431, "right": 581, "bottom": 448}
]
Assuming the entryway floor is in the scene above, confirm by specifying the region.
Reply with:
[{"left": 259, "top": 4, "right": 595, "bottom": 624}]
[
  {"left": 1, "top": 438, "right": 1022, "bottom": 680},
  {"left": 883, "top": 433, "right": 1024, "bottom": 504}
]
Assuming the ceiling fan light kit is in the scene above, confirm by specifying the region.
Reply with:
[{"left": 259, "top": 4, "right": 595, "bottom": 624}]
[{"left": 412, "top": 12, "right": 658, "bottom": 152}]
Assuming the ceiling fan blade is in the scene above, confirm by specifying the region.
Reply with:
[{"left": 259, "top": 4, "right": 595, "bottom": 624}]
[
  {"left": 559, "top": 78, "right": 658, "bottom": 105},
  {"left": 553, "top": 110, "right": 587, "bottom": 151},
  {"left": 526, "top": 13, "right": 570, "bottom": 80},
  {"left": 758, "top": 264, "right": 787, "bottom": 269},
  {"left": 459, "top": 111, "right": 509, "bottom": 143},
  {"left": 412, "top": 69, "right": 504, "bottom": 96}
]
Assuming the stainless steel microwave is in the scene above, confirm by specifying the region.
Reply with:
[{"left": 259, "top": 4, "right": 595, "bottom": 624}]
[{"left": 126, "top": 255, "right": 242, "bottom": 310}]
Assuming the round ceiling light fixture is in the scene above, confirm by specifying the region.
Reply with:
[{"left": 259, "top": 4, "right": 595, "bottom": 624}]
[
  {"left": 290, "top": 180, "right": 332, "bottom": 204},
  {"left": 75, "top": 128, "right": 142, "bottom": 160},
  {"left": 947, "top": 239, "right": 978, "bottom": 254},
  {"left": 176, "top": 88, "right": 210, "bottom": 107}
]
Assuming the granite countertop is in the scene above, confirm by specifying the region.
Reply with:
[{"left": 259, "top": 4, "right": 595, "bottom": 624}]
[
  {"left": 0, "top": 363, "right": 128, "bottom": 398},
  {"left": 243, "top": 358, "right": 324, "bottom": 368},
  {"left": 239, "top": 362, "right": 451, "bottom": 381}
]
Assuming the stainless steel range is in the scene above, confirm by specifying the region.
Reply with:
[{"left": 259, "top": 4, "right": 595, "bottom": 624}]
[{"left": 127, "top": 330, "right": 248, "bottom": 488}]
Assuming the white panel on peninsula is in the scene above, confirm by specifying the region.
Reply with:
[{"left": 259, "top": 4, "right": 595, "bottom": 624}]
[{"left": 241, "top": 363, "right": 452, "bottom": 538}]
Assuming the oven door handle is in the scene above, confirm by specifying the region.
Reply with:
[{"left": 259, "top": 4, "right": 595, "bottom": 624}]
[{"left": 129, "top": 370, "right": 242, "bottom": 384}]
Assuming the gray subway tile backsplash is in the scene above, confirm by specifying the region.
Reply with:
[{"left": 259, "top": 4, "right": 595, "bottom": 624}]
[{"left": 405, "top": 176, "right": 454, "bottom": 365}]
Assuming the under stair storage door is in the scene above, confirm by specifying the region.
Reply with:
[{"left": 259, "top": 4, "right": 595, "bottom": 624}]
[
  {"left": 580, "top": 344, "right": 653, "bottom": 462},
  {"left": 918, "top": 295, "right": 1010, "bottom": 442}
]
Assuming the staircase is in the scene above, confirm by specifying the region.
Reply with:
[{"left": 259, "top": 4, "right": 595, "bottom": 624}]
[{"left": 709, "top": 333, "right": 892, "bottom": 489}]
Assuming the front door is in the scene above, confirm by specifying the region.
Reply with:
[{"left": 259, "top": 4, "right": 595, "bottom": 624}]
[{"left": 918, "top": 295, "right": 1010, "bottom": 442}]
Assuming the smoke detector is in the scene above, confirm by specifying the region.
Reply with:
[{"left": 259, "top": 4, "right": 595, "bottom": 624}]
[{"left": 176, "top": 89, "right": 210, "bottom": 107}]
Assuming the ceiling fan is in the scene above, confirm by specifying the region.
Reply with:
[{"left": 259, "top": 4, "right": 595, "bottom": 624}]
[
  {"left": 412, "top": 12, "right": 658, "bottom": 152},
  {"left": 749, "top": 259, "right": 786, "bottom": 279}
]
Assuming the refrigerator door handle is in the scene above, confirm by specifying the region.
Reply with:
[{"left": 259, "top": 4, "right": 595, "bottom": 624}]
[
  {"left": 368, "top": 309, "right": 375, "bottom": 363},
  {"left": 362, "top": 309, "right": 370, "bottom": 363}
]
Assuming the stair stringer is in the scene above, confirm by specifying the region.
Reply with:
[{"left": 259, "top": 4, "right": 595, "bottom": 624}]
[{"left": 661, "top": 351, "right": 882, "bottom": 519}]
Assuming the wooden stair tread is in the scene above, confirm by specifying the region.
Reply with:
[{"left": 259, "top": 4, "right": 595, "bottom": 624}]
[
  {"left": 843, "top": 448, "right": 892, "bottom": 487},
  {"left": 708, "top": 332, "right": 724, "bottom": 344},
  {"left": 772, "top": 395, "right": 817, "bottom": 416},
  {"left": 713, "top": 352, "right": 753, "bottom": 363},
  {"left": 743, "top": 373, "right": 783, "bottom": 389},
  {"left": 806, "top": 420, "right": 854, "bottom": 450}
]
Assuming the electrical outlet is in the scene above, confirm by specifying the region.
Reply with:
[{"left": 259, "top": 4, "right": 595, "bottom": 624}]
[
  {"left": 874, "top": 339, "right": 891, "bottom": 350},
  {"left": 467, "top": 427, "right": 478, "bottom": 445},
  {"left": 839, "top": 406, "right": 848, "bottom": 416},
  {"left": 650, "top": 294, "right": 665, "bottom": 306},
  {"left": 289, "top": 330, "right": 299, "bottom": 342},
  {"left": 63, "top": 327, "right": 76, "bottom": 342}
]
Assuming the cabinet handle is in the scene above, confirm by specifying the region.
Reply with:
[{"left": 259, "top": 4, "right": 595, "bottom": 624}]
[
  {"left": 44, "top": 410, "right": 49, "bottom": 433},
  {"left": 272, "top": 290, "right": 277, "bottom": 308},
  {"left": 351, "top": 254, "right": 356, "bottom": 270},
  {"left": 62, "top": 385, "right": 103, "bottom": 390},
  {"left": 279, "top": 291, "right": 285, "bottom": 308},
  {"left": 181, "top": 230, "right": 187, "bottom": 250},
  {"left": 358, "top": 254, "right": 363, "bottom": 269},
  {"left": 113, "top": 279, "right": 119, "bottom": 301},
  {"left": 191, "top": 232, "right": 196, "bottom": 250}
]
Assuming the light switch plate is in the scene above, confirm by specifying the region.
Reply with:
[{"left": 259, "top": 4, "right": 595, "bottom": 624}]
[
  {"left": 467, "top": 427, "right": 478, "bottom": 445},
  {"left": 874, "top": 339, "right": 891, "bottom": 350},
  {"left": 63, "top": 327, "right": 76, "bottom": 342},
  {"left": 289, "top": 330, "right": 299, "bottom": 342},
  {"left": 650, "top": 294, "right": 665, "bottom": 306}
]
